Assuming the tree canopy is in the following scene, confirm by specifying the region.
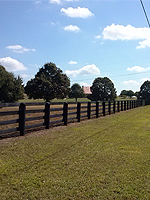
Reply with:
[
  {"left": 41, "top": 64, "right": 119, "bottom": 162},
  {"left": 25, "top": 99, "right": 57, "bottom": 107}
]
[
  {"left": 120, "top": 90, "right": 135, "bottom": 98},
  {"left": 25, "top": 62, "right": 70, "bottom": 101},
  {"left": 69, "top": 83, "right": 84, "bottom": 101},
  {"left": 90, "top": 77, "right": 117, "bottom": 101},
  {"left": 0, "top": 65, "right": 24, "bottom": 103},
  {"left": 139, "top": 80, "right": 150, "bottom": 102}
]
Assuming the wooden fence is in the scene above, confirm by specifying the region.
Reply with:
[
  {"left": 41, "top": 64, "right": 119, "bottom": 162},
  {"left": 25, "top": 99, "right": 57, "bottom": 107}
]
[{"left": 0, "top": 100, "right": 144, "bottom": 137}]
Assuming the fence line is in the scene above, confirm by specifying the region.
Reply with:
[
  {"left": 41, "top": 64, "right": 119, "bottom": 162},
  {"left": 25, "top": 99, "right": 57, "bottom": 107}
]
[{"left": 0, "top": 100, "right": 144, "bottom": 137}]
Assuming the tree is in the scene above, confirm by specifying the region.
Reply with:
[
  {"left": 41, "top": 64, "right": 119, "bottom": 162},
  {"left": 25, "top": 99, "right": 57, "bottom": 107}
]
[
  {"left": 120, "top": 90, "right": 135, "bottom": 98},
  {"left": 135, "top": 91, "right": 140, "bottom": 99},
  {"left": 139, "top": 80, "right": 150, "bottom": 102},
  {"left": 25, "top": 62, "right": 70, "bottom": 101},
  {"left": 120, "top": 90, "right": 127, "bottom": 96},
  {"left": 127, "top": 90, "right": 135, "bottom": 98},
  {"left": 0, "top": 65, "right": 24, "bottom": 103},
  {"left": 69, "top": 83, "right": 84, "bottom": 101},
  {"left": 90, "top": 77, "right": 117, "bottom": 101}
]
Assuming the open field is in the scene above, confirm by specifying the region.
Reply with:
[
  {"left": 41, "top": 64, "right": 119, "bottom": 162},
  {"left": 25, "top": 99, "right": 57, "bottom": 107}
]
[
  {"left": 18, "top": 95, "right": 90, "bottom": 103},
  {"left": 17, "top": 94, "right": 136, "bottom": 103},
  {"left": 0, "top": 106, "right": 150, "bottom": 199}
]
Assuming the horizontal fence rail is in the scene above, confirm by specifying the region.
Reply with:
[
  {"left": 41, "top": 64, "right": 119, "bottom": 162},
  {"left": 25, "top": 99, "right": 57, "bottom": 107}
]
[{"left": 0, "top": 100, "right": 144, "bottom": 137}]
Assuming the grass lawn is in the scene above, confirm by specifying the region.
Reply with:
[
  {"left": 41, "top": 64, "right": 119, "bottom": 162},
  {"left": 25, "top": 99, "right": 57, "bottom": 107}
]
[
  {"left": 17, "top": 94, "right": 136, "bottom": 103},
  {"left": 18, "top": 94, "right": 90, "bottom": 103},
  {"left": 0, "top": 106, "right": 150, "bottom": 199}
]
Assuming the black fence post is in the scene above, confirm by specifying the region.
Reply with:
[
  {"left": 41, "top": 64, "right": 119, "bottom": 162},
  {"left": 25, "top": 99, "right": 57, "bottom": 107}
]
[
  {"left": 87, "top": 102, "right": 91, "bottom": 119},
  {"left": 124, "top": 101, "right": 126, "bottom": 111},
  {"left": 117, "top": 101, "right": 120, "bottom": 112},
  {"left": 103, "top": 101, "right": 105, "bottom": 116},
  {"left": 132, "top": 101, "right": 134, "bottom": 109},
  {"left": 63, "top": 102, "right": 68, "bottom": 125},
  {"left": 113, "top": 101, "right": 116, "bottom": 114},
  {"left": 96, "top": 101, "right": 99, "bottom": 118},
  {"left": 133, "top": 100, "right": 135, "bottom": 108},
  {"left": 130, "top": 101, "right": 132, "bottom": 109},
  {"left": 127, "top": 101, "right": 129, "bottom": 110},
  {"left": 108, "top": 101, "right": 111, "bottom": 115},
  {"left": 77, "top": 102, "right": 81, "bottom": 122},
  {"left": 19, "top": 103, "right": 26, "bottom": 136},
  {"left": 135, "top": 100, "right": 137, "bottom": 108},
  {"left": 121, "top": 101, "right": 123, "bottom": 111},
  {"left": 45, "top": 102, "right": 50, "bottom": 129},
  {"left": 136, "top": 100, "right": 139, "bottom": 107}
]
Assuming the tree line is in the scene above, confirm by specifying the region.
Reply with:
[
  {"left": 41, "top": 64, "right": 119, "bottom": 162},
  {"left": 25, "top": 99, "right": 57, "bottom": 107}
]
[{"left": 0, "top": 62, "right": 150, "bottom": 103}]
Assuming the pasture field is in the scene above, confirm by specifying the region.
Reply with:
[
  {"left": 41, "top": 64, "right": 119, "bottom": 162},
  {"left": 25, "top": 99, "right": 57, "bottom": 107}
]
[
  {"left": 0, "top": 106, "right": 150, "bottom": 199},
  {"left": 18, "top": 95, "right": 90, "bottom": 103},
  {"left": 18, "top": 96, "right": 136, "bottom": 103}
]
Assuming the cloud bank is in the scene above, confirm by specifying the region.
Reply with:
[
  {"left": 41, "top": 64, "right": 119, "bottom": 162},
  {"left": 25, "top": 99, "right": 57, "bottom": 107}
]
[
  {"left": 68, "top": 61, "right": 77, "bottom": 65},
  {"left": 64, "top": 25, "right": 80, "bottom": 32},
  {"left": 0, "top": 57, "right": 27, "bottom": 71},
  {"left": 61, "top": 7, "right": 94, "bottom": 18},
  {"left": 102, "top": 24, "right": 150, "bottom": 49},
  {"left": 6, "top": 45, "right": 35, "bottom": 53},
  {"left": 122, "top": 80, "right": 140, "bottom": 86},
  {"left": 65, "top": 64, "right": 100, "bottom": 77},
  {"left": 127, "top": 66, "right": 150, "bottom": 72},
  {"left": 50, "top": 0, "right": 75, "bottom": 4}
]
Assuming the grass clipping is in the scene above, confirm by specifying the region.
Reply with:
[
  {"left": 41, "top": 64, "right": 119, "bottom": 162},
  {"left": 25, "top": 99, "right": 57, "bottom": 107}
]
[{"left": 0, "top": 106, "right": 150, "bottom": 199}]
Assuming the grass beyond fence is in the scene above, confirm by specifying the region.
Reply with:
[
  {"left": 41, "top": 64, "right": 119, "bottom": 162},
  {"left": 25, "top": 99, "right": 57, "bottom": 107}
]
[{"left": 0, "top": 106, "right": 150, "bottom": 199}]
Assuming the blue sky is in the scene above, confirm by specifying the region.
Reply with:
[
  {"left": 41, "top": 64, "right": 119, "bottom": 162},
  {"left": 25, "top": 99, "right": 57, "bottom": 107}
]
[{"left": 1, "top": 0, "right": 150, "bottom": 95}]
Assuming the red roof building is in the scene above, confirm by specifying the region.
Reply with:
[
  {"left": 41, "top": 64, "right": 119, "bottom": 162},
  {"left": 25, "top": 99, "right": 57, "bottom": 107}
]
[{"left": 82, "top": 86, "right": 92, "bottom": 95}]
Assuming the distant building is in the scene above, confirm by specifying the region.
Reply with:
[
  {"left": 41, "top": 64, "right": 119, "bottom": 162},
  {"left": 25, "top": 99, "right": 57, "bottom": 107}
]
[{"left": 82, "top": 86, "right": 92, "bottom": 95}]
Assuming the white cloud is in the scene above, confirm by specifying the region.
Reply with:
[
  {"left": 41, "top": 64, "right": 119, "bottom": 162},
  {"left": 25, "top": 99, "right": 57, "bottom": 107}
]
[
  {"left": 0, "top": 57, "right": 27, "bottom": 72},
  {"left": 51, "top": 22, "right": 56, "bottom": 26},
  {"left": 35, "top": 1, "right": 41, "bottom": 4},
  {"left": 6, "top": 45, "right": 36, "bottom": 53},
  {"left": 80, "top": 82, "right": 90, "bottom": 86},
  {"left": 61, "top": 7, "right": 94, "bottom": 18},
  {"left": 68, "top": 61, "right": 77, "bottom": 65},
  {"left": 122, "top": 80, "right": 140, "bottom": 86},
  {"left": 65, "top": 64, "right": 100, "bottom": 77},
  {"left": 20, "top": 74, "right": 30, "bottom": 78},
  {"left": 64, "top": 25, "right": 80, "bottom": 32},
  {"left": 95, "top": 35, "right": 101, "bottom": 39},
  {"left": 50, "top": 0, "right": 74, "bottom": 4},
  {"left": 137, "top": 38, "right": 150, "bottom": 49},
  {"left": 50, "top": 0, "right": 61, "bottom": 4},
  {"left": 102, "top": 24, "right": 150, "bottom": 49},
  {"left": 139, "top": 78, "right": 150, "bottom": 83},
  {"left": 127, "top": 66, "right": 150, "bottom": 72},
  {"left": 102, "top": 24, "right": 150, "bottom": 40}
]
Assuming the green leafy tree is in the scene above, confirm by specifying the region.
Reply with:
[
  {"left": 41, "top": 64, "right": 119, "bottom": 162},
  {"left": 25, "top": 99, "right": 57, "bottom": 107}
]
[
  {"left": 139, "top": 80, "right": 150, "bottom": 102},
  {"left": 25, "top": 62, "right": 70, "bottom": 101},
  {"left": 135, "top": 91, "right": 140, "bottom": 99},
  {"left": 69, "top": 83, "right": 84, "bottom": 101},
  {"left": 127, "top": 90, "right": 135, "bottom": 98},
  {"left": 120, "top": 90, "right": 135, "bottom": 98},
  {"left": 90, "top": 77, "right": 117, "bottom": 101},
  {"left": 0, "top": 65, "right": 24, "bottom": 103},
  {"left": 120, "top": 90, "right": 127, "bottom": 96}
]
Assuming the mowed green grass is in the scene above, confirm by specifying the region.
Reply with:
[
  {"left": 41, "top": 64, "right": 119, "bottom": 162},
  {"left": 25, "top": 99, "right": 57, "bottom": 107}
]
[
  {"left": 18, "top": 95, "right": 90, "bottom": 103},
  {"left": 18, "top": 96, "right": 136, "bottom": 103},
  {"left": 0, "top": 106, "right": 150, "bottom": 199}
]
